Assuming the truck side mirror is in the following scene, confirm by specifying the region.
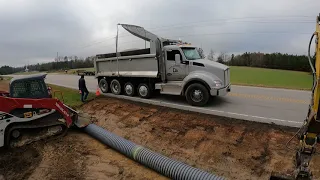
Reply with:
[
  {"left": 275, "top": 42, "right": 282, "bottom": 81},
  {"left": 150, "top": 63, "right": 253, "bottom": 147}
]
[{"left": 175, "top": 54, "right": 180, "bottom": 64}]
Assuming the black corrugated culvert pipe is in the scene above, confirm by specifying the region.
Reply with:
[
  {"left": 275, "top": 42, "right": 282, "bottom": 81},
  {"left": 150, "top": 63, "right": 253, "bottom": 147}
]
[{"left": 84, "top": 124, "right": 225, "bottom": 180}]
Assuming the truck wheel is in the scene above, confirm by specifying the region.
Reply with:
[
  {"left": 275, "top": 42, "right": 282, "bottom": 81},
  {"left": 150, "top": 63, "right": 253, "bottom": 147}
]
[
  {"left": 185, "top": 83, "right": 209, "bottom": 106},
  {"left": 124, "top": 82, "right": 135, "bottom": 96},
  {"left": 99, "top": 79, "right": 108, "bottom": 93},
  {"left": 110, "top": 79, "right": 122, "bottom": 95},
  {"left": 137, "top": 83, "right": 151, "bottom": 99}
]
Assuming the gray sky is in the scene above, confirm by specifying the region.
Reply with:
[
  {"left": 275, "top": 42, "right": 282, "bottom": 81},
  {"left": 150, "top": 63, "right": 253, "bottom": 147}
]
[{"left": 0, "top": 0, "right": 319, "bottom": 67}]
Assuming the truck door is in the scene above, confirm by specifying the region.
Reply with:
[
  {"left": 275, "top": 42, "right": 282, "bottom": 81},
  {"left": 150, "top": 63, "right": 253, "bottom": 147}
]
[{"left": 165, "top": 50, "right": 187, "bottom": 81}]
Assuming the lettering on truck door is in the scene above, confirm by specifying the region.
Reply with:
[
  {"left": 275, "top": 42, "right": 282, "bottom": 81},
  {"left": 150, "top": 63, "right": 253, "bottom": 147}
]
[{"left": 165, "top": 50, "right": 187, "bottom": 81}]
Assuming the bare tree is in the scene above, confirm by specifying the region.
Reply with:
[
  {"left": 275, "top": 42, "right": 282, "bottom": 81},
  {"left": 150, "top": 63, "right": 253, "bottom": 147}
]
[
  {"left": 207, "top": 49, "right": 215, "bottom": 61},
  {"left": 197, "top": 48, "right": 205, "bottom": 59},
  {"left": 217, "top": 52, "right": 225, "bottom": 63}
]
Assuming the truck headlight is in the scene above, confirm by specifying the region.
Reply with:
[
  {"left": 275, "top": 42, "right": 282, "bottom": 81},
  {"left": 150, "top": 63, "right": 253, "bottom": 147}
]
[{"left": 214, "top": 80, "right": 222, "bottom": 87}]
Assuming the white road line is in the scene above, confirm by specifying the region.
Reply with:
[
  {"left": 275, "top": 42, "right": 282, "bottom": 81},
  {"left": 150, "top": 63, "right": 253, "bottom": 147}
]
[
  {"left": 287, "top": 120, "right": 304, "bottom": 124},
  {"left": 47, "top": 82, "right": 303, "bottom": 128},
  {"left": 175, "top": 103, "right": 301, "bottom": 125},
  {"left": 234, "top": 85, "right": 311, "bottom": 93}
]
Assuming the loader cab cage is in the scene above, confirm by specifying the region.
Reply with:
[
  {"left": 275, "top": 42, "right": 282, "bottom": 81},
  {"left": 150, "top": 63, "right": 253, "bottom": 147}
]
[{"left": 9, "top": 74, "right": 50, "bottom": 99}]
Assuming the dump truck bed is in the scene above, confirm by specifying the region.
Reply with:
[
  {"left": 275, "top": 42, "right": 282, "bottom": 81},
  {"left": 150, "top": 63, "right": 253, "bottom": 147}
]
[{"left": 95, "top": 48, "right": 159, "bottom": 78}]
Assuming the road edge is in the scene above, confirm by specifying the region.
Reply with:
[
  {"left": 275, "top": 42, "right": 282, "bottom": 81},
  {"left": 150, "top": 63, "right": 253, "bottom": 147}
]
[{"left": 47, "top": 82, "right": 303, "bottom": 129}]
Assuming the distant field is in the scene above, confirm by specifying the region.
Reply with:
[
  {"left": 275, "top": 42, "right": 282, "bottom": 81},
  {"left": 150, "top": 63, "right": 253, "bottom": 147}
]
[
  {"left": 51, "top": 68, "right": 94, "bottom": 75},
  {"left": 230, "top": 66, "right": 312, "bottom": 90},
  {"left": 12, "top": 71, "right": 41, "bottom": 75},
  {"left": 0, "top": 76, "right": 12, "bottom": 81}
]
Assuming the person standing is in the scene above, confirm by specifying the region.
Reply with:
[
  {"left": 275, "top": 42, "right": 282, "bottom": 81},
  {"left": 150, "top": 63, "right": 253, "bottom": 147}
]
[{"left": 78, "top": 75, "right": 89, "bottom": 102}]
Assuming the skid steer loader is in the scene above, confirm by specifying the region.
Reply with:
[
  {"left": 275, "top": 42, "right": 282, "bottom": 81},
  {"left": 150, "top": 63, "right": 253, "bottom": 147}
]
[{"left": 0, "top": 73, "right": 90, "bottom": 148}]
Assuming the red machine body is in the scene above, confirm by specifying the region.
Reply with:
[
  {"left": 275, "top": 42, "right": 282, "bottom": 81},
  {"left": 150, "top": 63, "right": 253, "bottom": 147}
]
[{"left": 0, "top": 96, "right": 73, "bottom": 127}]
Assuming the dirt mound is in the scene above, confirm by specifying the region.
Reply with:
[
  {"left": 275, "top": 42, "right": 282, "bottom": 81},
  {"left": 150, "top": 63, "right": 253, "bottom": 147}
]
[
  {"left": 81, "top": 97, "right": 320, "bottom": 180},
  {"left": 2, "top": 95, "right": 320, "bottom": 180}
]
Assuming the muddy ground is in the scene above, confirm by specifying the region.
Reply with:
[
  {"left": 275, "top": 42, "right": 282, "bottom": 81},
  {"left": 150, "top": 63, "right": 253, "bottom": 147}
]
[{"left": 1, "top": 84, "right": 320, "bottom": 179}]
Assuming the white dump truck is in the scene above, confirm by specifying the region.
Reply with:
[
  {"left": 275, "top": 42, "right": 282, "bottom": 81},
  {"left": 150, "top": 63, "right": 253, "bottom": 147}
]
[{"left": 94, "top": 24, "right": 231, "bottom": 106}]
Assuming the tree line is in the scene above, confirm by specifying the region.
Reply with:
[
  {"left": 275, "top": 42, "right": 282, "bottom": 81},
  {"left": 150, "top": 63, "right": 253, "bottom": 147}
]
[
  {"left": 0, "top": 51, "right": 316, "bottom": 75},
  {"left": 0, "top": 56, "right": 94, "bottom": 75},
  {"left": 206, "top": 49, "right": 315, "bottom": 72}
]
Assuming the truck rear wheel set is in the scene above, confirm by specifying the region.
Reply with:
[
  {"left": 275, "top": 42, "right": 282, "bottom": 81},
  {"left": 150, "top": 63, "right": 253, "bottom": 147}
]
[
  {"left": 124, "top": 82, "right": 135, "bottom": 96},
  {"left": 99, "top": 78, "right": 153, "bottom": 99},
  {"left": 137, "top": 83, "right": 151, "bottom": 99},
  {"left": 98, "top": 79, "right": 109, "bottom": 93},
  {"left": 110, "top": 79, "right": 122, "bottom": 95}
]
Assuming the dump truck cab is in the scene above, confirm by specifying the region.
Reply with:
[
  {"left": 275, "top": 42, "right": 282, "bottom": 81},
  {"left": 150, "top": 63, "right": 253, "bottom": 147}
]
[
  {"left": 157, "top": 43, "right": 230, "bottom": 106},
  {"left": 163, "top": 44, "right": 230, "bottom": 94}
]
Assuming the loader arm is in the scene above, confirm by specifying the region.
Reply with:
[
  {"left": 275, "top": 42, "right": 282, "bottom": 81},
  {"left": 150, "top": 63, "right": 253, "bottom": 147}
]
[{"left": 0, "top": 96, "right": 73, "bottom": 127}]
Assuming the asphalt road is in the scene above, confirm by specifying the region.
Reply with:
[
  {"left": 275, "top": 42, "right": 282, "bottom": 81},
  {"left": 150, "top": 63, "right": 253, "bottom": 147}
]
[{"left": 27, "top": 74, "right": 310, "bottom": 128}]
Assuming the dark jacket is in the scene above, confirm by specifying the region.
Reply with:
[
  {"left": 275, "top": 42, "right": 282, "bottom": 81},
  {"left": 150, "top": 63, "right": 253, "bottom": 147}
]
[{"left": 78, "top": 77, "right": 87, "bottom": 91}]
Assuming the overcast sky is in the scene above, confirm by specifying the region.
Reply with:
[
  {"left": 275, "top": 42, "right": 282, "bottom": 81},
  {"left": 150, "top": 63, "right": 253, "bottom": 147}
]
[{"left": 0, "top": 0, "right": 319, "bottom": 67}]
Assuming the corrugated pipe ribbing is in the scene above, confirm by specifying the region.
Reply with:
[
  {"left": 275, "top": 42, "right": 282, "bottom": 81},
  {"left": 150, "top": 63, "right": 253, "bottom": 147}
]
[{"left": 84, "top": 123, "right": 225, "bottom": 180}]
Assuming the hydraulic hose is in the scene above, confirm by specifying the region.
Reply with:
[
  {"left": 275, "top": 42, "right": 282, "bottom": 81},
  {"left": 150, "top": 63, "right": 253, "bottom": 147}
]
[
  {"left": 84, "top": 124, "right": 225, "bottom": 180},
  {"left": 308, "top": 33, "right": 316, "bottom": 94}
]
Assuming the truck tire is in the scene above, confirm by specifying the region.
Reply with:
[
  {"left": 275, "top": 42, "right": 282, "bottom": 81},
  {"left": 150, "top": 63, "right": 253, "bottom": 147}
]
[
  {"left": 99, "top": 79, "right": 108, "bottom": 93},
  {"left": 124, "top": 82, "right": 135, "bottom": 96},
  {"left": 110, "top": 79, "right": 122, "bottom": 95},
  {"left": 137, "top": 83, "right": 151, "bottom": 99},
  {"left": 185, "top": 83, "right": 209, "bottom": 106}
]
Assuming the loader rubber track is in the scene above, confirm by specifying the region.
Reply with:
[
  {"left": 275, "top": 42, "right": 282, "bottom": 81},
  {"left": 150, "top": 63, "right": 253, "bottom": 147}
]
[{"left": 5, "top": 112, "right": 68, "bottom": 148}]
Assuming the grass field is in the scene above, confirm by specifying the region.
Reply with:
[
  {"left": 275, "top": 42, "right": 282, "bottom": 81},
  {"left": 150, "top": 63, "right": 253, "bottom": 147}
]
[
  {"left": 50, "top": 67, "right": 94, "bottom": 75},
  {"left": 49, "top": 84, "right": 95, "bottom": 108},
  {"left": 0, "top": 76, "right": 12, "bottom": 81},
  {"left": 12, "top": 71, "right": 42, "bottom": 75},
  {"left": 230, "top": 66, "right": 313, "bottom": 90}
]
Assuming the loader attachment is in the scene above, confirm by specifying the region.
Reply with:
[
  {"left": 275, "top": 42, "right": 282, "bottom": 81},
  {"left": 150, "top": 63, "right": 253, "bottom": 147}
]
[
  {"left": 62, "top": 103, "right": 91, "bottom": 128},
  {"left": 73, "top": 113, "right": 92, "bottom": 128}
]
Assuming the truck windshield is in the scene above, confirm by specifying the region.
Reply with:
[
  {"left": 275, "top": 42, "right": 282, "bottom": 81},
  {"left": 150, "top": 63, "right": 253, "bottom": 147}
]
[{"left": 181, "top": 47, "right": 201, "bottom": 60}]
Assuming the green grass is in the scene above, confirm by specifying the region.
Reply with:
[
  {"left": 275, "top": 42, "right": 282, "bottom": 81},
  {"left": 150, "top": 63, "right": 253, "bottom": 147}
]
[
  {"left": 230, "top": 66, "right": 313, "bottom": 90},
  {"left": 13, "top": 71, "right": 42, "bottom": 75},
  {"left": 48, "top": 84, "right": 96, "bottom": 108},
  {"left": 0, "top": 76, "right": 12, "bottom": 81}
]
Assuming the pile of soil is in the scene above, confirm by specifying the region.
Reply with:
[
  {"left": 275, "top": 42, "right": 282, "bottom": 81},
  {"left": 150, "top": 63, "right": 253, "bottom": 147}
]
[
  {"left": 80, "top": 97, "right": 319, "bottom": 180},
  {"left": 1, "top": 95, "right": 320, "bottom": 180}
]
